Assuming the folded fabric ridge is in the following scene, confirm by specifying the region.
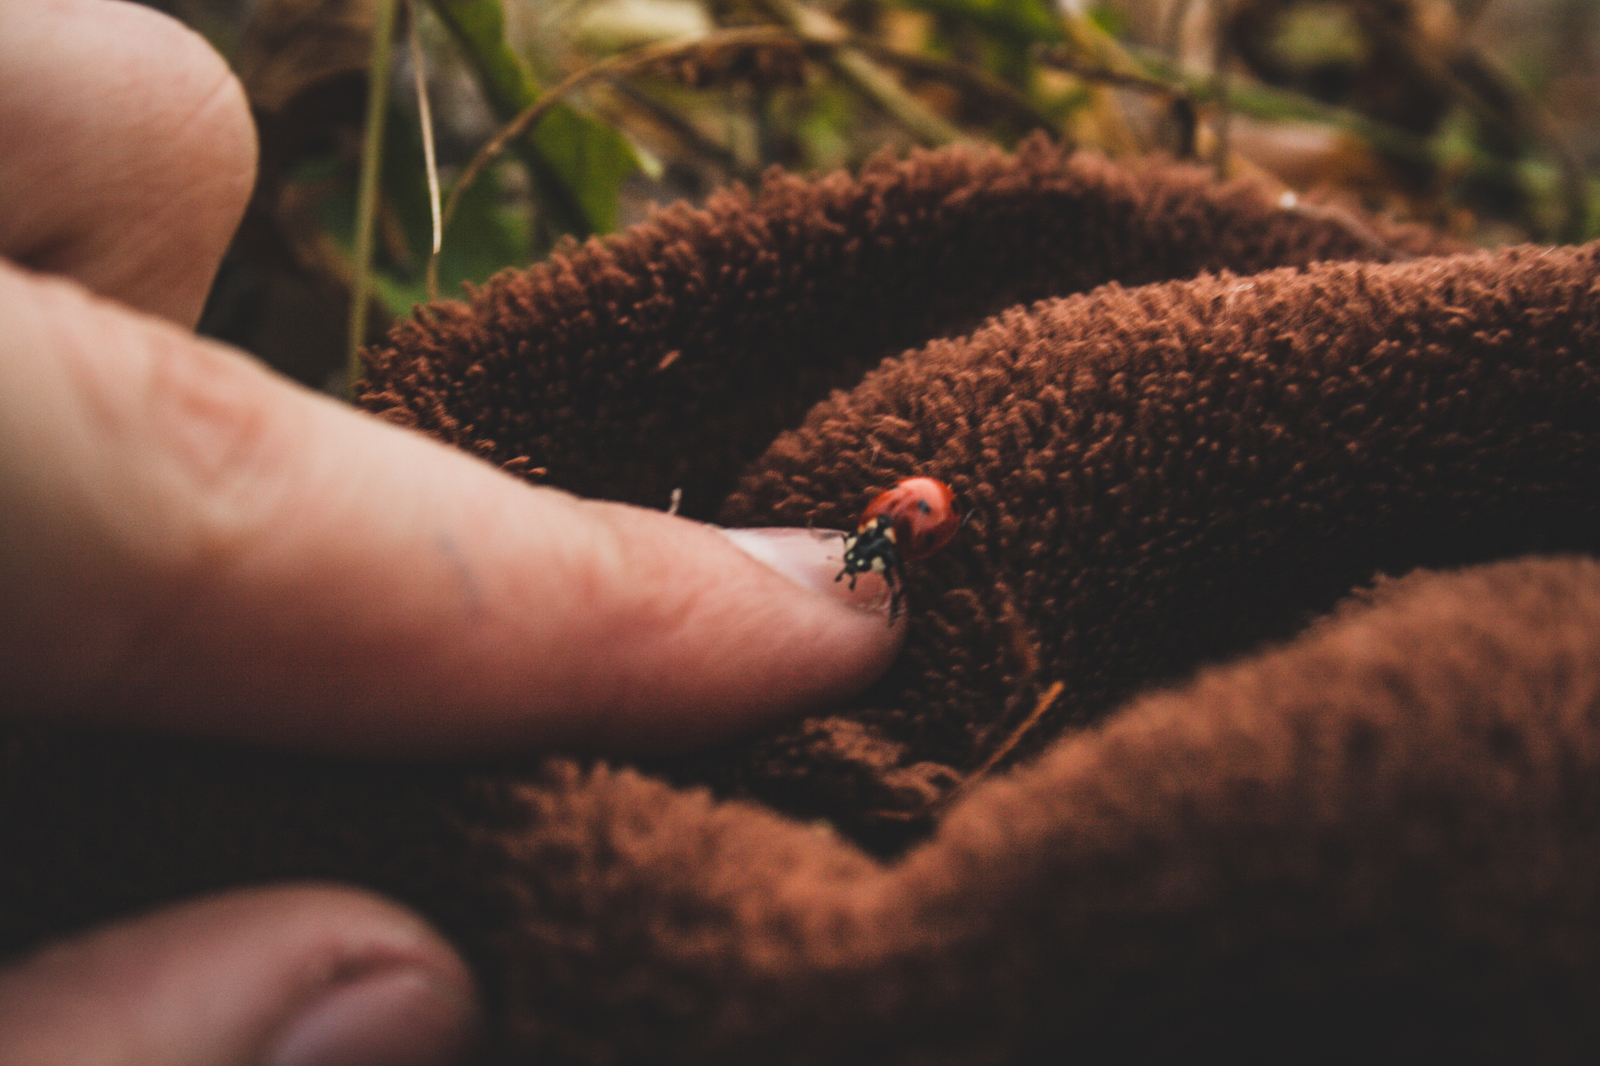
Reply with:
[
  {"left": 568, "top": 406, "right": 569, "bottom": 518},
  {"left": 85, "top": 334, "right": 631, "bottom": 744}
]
[
  {"left": 6, "top": 140, "right": 1600, "bottom": 1062},
  {"left": 357, "top": 136, "right": 1450, "bottom": 519},
  {"left": 692, "top": 241, "right": 1600, "bottom": 850},
  {"left": 497, "top": 556, "right": 1600, "bottom": 1064}
]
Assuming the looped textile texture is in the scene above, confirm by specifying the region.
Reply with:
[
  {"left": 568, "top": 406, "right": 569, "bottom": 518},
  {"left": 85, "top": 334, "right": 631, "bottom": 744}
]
[{"left": 9, "top": 138, "right": 1600, "bottom": 1062}]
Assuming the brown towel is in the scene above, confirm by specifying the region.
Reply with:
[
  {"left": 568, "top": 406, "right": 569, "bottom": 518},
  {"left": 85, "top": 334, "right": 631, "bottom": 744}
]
[{"left": 7, "top": 137, "right": 1600, "bottom": 1062}]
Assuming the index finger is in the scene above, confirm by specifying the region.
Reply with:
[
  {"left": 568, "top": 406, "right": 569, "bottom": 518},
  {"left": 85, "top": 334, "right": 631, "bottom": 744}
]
[{"left": 0, "top": 262, "right": 903, "bottom": 756}]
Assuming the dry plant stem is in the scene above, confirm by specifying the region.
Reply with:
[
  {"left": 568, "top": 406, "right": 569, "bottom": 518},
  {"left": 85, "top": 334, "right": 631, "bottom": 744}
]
[
  {"left": 1037, "top": 45, "right": 1185, "bottom": 99},
  {"left": 1050, "top": 14, "right": 1146, "bottom": 154},
  {"left": 601, "top": 78, "right": 753, "bottom": 182},
  {"left": 1074, "top": 40, "right": 1453, "bottom": 178},
  {"left": 958, "top": 680, "right": 1064, "bottom": 797},
  {"left": 866, "top": 600, "right": 1061, "bottom": 825},
  {"left": 410, "top": 0, "right": 443, "bottom": 267},
  {"left": 422, "top": 0, "right": 598, "bottom": 238},
  {"left": 428, "top": 25, "right": 985, "bottom": 297},
  {"left": 1036, "top": 45, "right": 1200, "bottom": 156},
  {"left": 428, "top": 29, "right": 792, "bottom": 298},
  {"left": 1057, "top": 12, "right": 1148, "bottom": 82},
  {"left": 1040, "top": 26, "right": 1444, "bottom": 174},
  {"left": 852, "top": 38, "right": 1057, "bottom": 134},
  {"left": 347, "top": 0, "right": 400, "bottom": 394},
  {"left": 863, "top": 680, "right": 1064, "bottom": 823},
  {"left": 1161, "top": 0, "right": 1197, "bottom": 59},
  {"left": 751, "top": 0, "right": 962, "bottom": 146},
  {"left": 1211, "top": 0, "right": 1233, "bottom": 178},
  {"left": 1276, "top": 193, "right": 1410, "bottom": 260}
]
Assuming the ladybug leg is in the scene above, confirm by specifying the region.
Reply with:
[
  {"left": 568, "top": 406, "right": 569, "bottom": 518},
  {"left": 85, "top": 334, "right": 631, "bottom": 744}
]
[
  {"left": 884, "top": 565, "right": 902, "bottom": 623},
  {"left": 835, "top": 532, "right": 858, "bottom": 588}
]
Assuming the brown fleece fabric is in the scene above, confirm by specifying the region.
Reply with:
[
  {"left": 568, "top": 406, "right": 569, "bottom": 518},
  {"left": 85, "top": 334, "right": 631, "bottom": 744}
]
[{"left": 7, "top": 138, "right": 1600, "bottom": 1063}]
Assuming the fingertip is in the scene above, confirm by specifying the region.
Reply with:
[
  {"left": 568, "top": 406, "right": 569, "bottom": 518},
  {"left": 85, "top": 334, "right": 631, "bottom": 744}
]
[
  {"left": 0, "top": 0, "right": 258, "bottom": 325},
  {"left": 0, "top": 262, "right": 908, "bottom": 755},
  {"left": 717, "top": 525, "right": 904, "bottom": 620},
  {"left": 0, "top": 885, "right": 479, "bottom": 1066},
  {"left": 523, "top": 502, "right": 912, "bottom": 754}
]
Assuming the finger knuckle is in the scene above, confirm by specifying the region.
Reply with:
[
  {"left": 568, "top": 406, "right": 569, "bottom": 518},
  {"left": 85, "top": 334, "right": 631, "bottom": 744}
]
[{"left": 64, "top": 314, "right": 301, "bottom": 577}]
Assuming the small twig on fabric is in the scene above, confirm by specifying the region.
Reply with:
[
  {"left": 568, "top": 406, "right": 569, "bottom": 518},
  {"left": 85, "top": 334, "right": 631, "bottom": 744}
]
[
  {"left": 863, "top": 585, "right": 1063, "bottom": 827},
  {"left": 959, "top": 680, "right": 1064, "bottom": 794},
  {"left": 862, "top": 679, "right": 1064, "bottom": 824}
]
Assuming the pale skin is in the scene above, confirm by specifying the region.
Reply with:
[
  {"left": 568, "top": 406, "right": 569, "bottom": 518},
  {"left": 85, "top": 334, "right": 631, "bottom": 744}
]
[{"left": 0, "top": 2, "right": 902, "bottom": 1062}]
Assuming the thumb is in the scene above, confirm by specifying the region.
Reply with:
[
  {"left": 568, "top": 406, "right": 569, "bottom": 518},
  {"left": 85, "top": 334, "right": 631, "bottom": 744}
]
[
  {"left": 1, "top": 260, "right": 905, "bottom": 756},
  {"left": 0, "top": 885, "right": 479, "bottom": 1066}
]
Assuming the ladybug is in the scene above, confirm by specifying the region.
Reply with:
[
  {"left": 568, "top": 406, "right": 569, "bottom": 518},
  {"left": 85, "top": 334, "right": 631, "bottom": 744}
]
[{"left": 835, "top": 476, "right": 962, "bottom": 622}]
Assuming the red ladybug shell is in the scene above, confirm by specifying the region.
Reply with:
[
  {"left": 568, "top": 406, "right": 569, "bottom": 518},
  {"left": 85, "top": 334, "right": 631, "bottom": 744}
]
[{"left": 858, "top": 477, "right": 960, "bottom": 561}]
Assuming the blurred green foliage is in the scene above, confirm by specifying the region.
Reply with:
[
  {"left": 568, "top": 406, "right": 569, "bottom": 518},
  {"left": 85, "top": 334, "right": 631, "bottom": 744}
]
[
  {"left": 153, "top": 0, "right": 1600, "bottom": 389},
  {"left": 428, "top": 0, "right": 639, "bottom": 235}
]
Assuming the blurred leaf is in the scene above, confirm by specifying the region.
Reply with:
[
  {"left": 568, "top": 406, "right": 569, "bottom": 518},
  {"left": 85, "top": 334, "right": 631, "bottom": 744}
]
[
  {"left": 756, "top": 0, "right": 963, "bottom": 145},
  {"left": 1084, "top": 2, "right": 1123, "bottom": 37},
  {"left": 426, "top": 0, "right": 639, "bottom": 236},
  {"left": 347, "top": 0, "right": 400, "bottom": 389},
  {"left": 236, "top": 0, "right": 377, "bottom": 115},
  {"left": 383, "top": 113, "right": 532, "bottom": 310},
  {"left": 1270, "top": 2, "right": 1367, "bottom": 70},
  {"left": 893, "top": 0, "right": 1063, "bottom": 47},
  {"left": 574, "top": 0, "right": 715, "bottom": 52},
  {"left": 314, "top": 105, "right": 532, "bottom": 317},
  {"left": 1584, "top": 180, "right": 1600, "bottom": 243},
  {"left": 189, "top": 0, "right": 1600, "bottom": 381}
]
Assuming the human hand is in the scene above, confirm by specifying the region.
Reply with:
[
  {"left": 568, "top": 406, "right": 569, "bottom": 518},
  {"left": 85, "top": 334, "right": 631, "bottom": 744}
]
[{"left": 0, "top": 2, "right": 902, "bottom": 1062}]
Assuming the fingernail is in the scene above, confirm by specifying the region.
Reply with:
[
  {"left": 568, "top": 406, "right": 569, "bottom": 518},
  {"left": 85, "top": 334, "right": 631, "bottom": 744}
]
[
  {"left": 267, "top": 968, "right": 477, "bottom": 1066},
  {"left": 720, "top": 526, "right": 895, "bottom": 616}
]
